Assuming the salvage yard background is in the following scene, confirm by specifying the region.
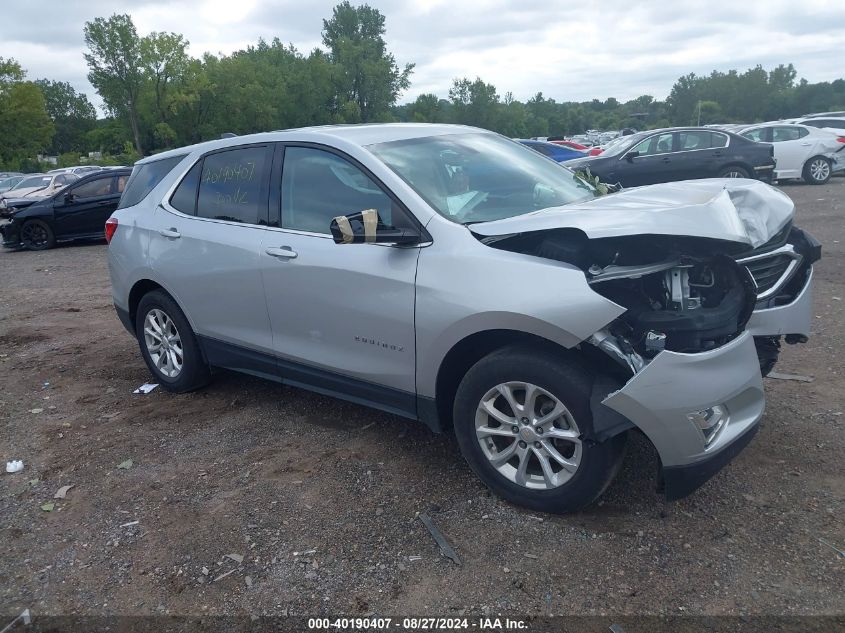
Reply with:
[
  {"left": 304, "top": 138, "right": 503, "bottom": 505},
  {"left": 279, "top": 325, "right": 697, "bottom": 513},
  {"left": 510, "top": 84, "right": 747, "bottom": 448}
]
[{"left": 1, "top": 180, "right": 843, "bottom": 617}]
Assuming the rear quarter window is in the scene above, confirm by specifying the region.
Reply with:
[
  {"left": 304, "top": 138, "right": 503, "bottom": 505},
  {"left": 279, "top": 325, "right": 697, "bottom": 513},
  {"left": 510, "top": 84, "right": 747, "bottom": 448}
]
[{"left": 117, "top": 155, "right": 186, "bottom": 209}]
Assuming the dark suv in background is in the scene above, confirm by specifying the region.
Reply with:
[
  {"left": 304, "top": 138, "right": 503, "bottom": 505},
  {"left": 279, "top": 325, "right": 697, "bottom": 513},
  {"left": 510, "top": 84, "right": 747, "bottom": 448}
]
[
  {"left": 565, "top": 127, "right": 776, "bottom": 187},
  {"left": 1, "top": 168, "right": 131, "bottom": 250}
]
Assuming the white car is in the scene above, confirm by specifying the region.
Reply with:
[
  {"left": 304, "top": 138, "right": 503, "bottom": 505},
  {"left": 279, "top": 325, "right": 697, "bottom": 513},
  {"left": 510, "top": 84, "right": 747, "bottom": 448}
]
[
  {"left": 0, "top": 173, "right": 79, "bottom": 201},
  {"left": 737, "top": 122, "right": 845, "bottom": 184}
]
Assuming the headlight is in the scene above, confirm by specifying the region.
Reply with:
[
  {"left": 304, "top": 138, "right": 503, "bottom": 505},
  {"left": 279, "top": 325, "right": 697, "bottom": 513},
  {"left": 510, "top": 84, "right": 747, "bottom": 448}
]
[{"left": 0, "top": 199, "right": 6, "bottom": 209}]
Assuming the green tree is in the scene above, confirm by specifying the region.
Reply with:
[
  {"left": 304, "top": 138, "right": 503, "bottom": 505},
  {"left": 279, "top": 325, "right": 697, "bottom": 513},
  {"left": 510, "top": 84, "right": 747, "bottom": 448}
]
[
  {"left": 84, "top": 14, "right": 145, "bottom": 155},
  {"left": 322, "top": 1, "right": 413, "bottom": 122},
  {"left": 0, "top": 58, "right": 54, "bottom": 168},
  {"left": 33, "top": 79, "right": 97, "bottom": 154}
]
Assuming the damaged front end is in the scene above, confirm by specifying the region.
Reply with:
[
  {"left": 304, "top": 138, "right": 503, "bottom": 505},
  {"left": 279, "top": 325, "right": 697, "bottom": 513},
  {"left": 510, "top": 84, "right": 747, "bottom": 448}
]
[{"left": 483, "top": 228, "right": 766, "bottom": 499}]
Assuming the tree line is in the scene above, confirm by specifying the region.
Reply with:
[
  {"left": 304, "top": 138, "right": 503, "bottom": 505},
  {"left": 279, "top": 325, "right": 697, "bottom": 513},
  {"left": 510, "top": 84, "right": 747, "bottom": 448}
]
[{"left": 2, "top": 1, "right": 844, "bottom": 171}]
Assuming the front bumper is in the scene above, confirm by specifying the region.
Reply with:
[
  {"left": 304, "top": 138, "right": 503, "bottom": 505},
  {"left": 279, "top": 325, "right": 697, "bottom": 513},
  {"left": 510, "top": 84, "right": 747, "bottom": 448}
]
[
  {"left": 746, "top": 267, "right": 813, "bottom": 337},
  {"left": 602, "top": 331, "right": 764, "bottom": 497},
  {"left": 0, "top": 220, "right": 21, "bottom": 248}
]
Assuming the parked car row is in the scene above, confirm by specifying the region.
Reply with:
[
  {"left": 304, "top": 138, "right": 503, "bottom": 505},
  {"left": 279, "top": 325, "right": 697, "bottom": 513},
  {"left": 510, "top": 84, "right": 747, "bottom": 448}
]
[{"left": 0, "top": 168, "right": 130, "bottom": 250}]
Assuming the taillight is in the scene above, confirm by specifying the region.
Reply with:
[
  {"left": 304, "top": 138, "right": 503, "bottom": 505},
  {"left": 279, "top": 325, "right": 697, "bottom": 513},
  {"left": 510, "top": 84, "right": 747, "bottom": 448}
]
[
  {"left": 837, "top": 137, "right": 845, "bottom": 143},
  {"left": 105, "top": 217, "right": 118, "bottom": 243}
]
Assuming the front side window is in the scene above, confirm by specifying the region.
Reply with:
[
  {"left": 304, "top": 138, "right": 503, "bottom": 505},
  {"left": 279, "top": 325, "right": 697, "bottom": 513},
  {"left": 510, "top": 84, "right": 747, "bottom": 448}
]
[
  {"left": 281, "top": 147, "right": 394, "bottom": 234},
  {"left": 71, "top": 176, "right": 112, "bottom": 199},
  {"left": 632, "top": 133, "right": 674, "bottom": 156},
  {"left": 196, "top": 146, "right": 270, "bottom": 225},
  {"left": 369, "top": 133, "right": 596, "bottom": 224},
  {"left": 118, "top": 155, "right": 186, "bottom": 209},
  {"left": 742, "top": 128, "right": 770, "bottom": 142}
]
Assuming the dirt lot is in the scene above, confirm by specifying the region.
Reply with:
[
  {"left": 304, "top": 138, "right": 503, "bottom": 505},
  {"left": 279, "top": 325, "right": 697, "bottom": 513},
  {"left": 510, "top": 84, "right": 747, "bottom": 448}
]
[{"left": 1, "top": 179, "right": 843, "bottom": 621}]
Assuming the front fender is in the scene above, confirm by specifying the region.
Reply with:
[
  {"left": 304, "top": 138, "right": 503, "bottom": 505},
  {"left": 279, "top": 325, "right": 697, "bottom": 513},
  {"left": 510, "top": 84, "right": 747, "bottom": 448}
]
[{"left": 414, "top": 236, "right": 624, "bottom": 398}]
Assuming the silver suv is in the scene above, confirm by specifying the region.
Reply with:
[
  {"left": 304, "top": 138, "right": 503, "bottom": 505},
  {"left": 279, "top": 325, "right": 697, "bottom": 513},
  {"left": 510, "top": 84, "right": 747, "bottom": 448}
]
[{"left": 107, "top": 124, "right": 818, "bottom": 512}]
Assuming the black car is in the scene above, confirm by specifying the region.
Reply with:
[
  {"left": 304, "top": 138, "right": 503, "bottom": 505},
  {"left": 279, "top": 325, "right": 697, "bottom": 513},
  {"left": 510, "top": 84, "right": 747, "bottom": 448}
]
[
  {"left": 565, "top": 127, "right": 775, "bottom": 188},
  {"left": 1, "top": 169, "right": 131, "bottom": 251}
]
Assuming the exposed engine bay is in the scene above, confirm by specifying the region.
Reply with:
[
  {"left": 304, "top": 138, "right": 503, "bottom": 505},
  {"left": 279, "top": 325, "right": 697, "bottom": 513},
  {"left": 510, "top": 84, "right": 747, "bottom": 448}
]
[{"left": 485, "top": 228, "right": 757, "bottom": 366}]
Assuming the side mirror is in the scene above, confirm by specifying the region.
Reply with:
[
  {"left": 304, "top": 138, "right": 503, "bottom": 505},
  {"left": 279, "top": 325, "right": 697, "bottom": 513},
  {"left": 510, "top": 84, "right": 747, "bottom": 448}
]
[
  {"left": 64, "top": 192, "right": 75, "bottom": 204},
  {"left": 625, "top": 151, "right": 639, "bottom": 162},
  {"left": 330, "top": 209, "right": 421, "bottom": 246}
]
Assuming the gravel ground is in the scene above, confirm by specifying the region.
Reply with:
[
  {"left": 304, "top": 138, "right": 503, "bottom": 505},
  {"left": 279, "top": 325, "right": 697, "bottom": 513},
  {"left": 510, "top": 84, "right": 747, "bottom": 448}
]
[{"left": 0, "top": 178, "right": 843, "bottom": 620}]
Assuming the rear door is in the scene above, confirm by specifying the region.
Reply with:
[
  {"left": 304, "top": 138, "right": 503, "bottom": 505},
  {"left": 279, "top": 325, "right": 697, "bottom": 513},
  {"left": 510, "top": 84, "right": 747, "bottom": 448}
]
[
  {"left": 149, "top": 144, "right": 277, "bottom": 374},
  {"left": 53, "top": 173, "right": 118, "bottom": 237},
  {"left": 671, "top": 130, "right": 723, "bottom": 179}
]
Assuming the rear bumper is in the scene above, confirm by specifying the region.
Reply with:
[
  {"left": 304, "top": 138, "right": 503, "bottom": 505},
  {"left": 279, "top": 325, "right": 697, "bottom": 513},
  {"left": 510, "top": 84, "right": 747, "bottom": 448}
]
[{"left": 601, "top": 331, "right": 764, "bottom": 497}]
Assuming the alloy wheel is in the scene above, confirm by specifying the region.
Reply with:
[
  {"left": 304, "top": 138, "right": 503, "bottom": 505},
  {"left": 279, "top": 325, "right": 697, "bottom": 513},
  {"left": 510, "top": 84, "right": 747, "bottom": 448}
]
[
  {"left": 21, "top": 222, "right": 49, "bottom": 248},
  {"left": 143, "top": 308, "right": 184, "bottom": 378},
  {"left": 474, "top": 381, "right": 582, "bottom": 490},
  {"left": 810, "top": 158, "right": 830, "bottom": 182}
]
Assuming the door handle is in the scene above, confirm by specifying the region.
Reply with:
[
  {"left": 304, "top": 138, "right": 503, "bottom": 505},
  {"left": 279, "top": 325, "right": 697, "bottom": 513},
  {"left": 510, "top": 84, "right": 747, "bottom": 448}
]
[
  {"left": 265, "top": 246, "right": 298, "bottom": 259},
  {"left": 661, "top": 157, "right": 671, "bottom": 163},
  {"left": 800, "top": 142, "right": 812, "bottom": 146},
  {"left": 158, "top": 228, "right": 181, "bottom": 239},
  {"left": 96, "top": 200, "right": 113, "bottom": 206}
]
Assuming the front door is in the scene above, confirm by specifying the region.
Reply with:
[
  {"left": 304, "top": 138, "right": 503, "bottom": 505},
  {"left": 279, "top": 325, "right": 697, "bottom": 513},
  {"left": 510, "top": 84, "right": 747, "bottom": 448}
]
[
  {"left": 618, "top": 132, "right": 676, "bottom": 186},
  {"left": 53, "top": 173, "right": 119, "bottom": 237},
  {"left": 770, "top": 126, "right": 811, "bottom": 178},
  {"left": 260, "top": 145, "right": 420, "bottom": 416}
]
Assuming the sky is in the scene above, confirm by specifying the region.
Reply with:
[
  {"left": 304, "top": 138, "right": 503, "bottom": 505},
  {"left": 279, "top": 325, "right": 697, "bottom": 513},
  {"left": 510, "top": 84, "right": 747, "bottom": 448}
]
[{"left": 3, "top": 0, "right": 845, "bottom": 114}]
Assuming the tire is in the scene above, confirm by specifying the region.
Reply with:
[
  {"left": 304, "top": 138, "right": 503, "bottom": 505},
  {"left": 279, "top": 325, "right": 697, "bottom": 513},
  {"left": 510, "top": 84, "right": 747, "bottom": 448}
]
[
  {"left": 718, "top": 165, "right": 750, "bottom": 179},
  {"left": 20, "top": 219, "right": 56, "bottom": 251},
  {"left": 803, "top": 156, "right": 831, "bottom": 185},
  {"left": 453, "top": 346, "right": 627, "bottom": 513},
  {"left": 135, "top": 290, "right": 211, "bottom": 392}
]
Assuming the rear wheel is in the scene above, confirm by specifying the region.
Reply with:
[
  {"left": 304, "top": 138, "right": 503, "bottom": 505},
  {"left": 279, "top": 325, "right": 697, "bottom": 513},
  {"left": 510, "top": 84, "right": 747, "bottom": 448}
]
[
  {"left": 718, "top": 165, "right": 750, "bottom": 179},
  {"left": 20, "top": 219, "right": 55, "bottom": 250},
  {"left": 803, "top": 156, "right": 831, "bottom": 184},
  {"left": 135, "top": 290, "right": 211, "bottom": 392},
  {"left": 453, "top": 346, "right": 627, "bottom": 513}
]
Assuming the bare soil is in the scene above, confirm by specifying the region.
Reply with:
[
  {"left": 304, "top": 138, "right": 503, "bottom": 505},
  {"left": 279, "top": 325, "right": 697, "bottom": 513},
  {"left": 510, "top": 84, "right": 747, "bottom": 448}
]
[{"left": 1, "top": 179, "right": 843, "bottom": 619}]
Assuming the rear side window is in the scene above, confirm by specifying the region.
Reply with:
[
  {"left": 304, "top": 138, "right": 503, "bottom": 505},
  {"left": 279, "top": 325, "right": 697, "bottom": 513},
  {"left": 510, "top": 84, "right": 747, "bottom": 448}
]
[
  {"left": 678, "top": 131, "right": 711, "bottom": 150},
  {"left": 772, "top": 127, "right": 803, "bottom": 142},
  {"left": 169, "top": 162, "right": 202, "bottom": 215},
  {"left": 710, "top": 132, "right": 729, "bottom": 148},
  {"left": 196, "top": 146, "right": 271, "bottom": 224},
  {"left": 118, "top": 155, "right": 186, "bottom": 209}
]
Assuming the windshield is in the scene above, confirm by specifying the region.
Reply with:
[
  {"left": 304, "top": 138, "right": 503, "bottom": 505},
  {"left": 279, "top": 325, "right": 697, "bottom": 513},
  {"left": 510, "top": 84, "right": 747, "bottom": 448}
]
[
  {"left": 369, "top": 133, "right": 596, "bottom": 224},
  {"left": 16, "top": 175, "right": 51, "bottom": 190}
]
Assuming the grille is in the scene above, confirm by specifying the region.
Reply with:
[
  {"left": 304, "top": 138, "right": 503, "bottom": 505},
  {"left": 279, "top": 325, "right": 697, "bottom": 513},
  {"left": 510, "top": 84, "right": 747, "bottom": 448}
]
[{"left": 743, "top": 254, "right": 794, "bottom": 296}]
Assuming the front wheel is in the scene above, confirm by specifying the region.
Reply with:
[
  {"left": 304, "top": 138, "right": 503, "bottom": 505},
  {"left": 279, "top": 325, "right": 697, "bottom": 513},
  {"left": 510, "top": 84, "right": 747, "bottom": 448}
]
[
  {"left": 718, "top": 166, "right": 750, "bottom": 179},
  {"left": 135, "top": 290, "right": 211, "bottom": 392},
  {"left": 803, "top": 156, "right": 831, "bottom": 184},
  {"left": 20, "top": 219, "right": 56, "bottom": 250},
  {"left": 453, "top": 346, "right": 627, "bottom": 513}
]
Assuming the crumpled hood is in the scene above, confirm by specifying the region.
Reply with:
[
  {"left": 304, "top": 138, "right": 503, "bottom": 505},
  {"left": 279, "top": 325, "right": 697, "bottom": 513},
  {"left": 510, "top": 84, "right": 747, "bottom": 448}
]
[{"left": 471, "top": 179, "right": 794, "bottom": 249}]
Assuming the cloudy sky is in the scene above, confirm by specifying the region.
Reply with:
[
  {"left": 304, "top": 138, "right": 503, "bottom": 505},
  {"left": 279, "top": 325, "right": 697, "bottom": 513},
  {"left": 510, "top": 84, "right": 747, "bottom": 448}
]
[{"left": 3, "top": 0, "right": 845, "bottom": 113}]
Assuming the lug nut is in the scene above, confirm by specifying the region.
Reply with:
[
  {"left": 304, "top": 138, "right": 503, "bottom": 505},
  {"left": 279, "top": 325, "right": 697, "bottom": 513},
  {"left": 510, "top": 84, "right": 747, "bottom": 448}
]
[
  {"left": 536, "top": 427, "right": 543, "bottom": 434},
  {"left": 534, "top": 441, "right": 541, "bottom": 449},
  {"left": 520, "top": 417, "right": 529, "bottom": 425},
  {"left": 518, "top": 440, "right": 527, "bottom": 449},
  {"left": 511, "top": 426, "right": 519, "bottom": 434}
]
